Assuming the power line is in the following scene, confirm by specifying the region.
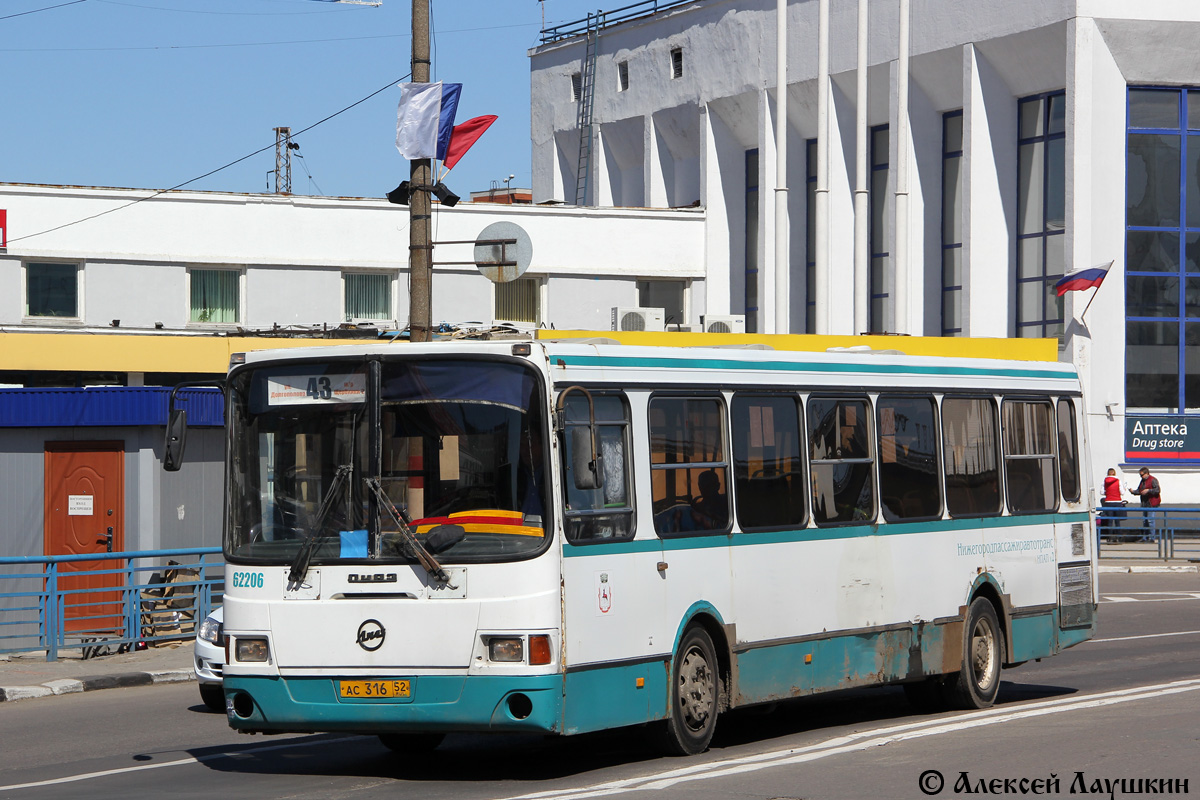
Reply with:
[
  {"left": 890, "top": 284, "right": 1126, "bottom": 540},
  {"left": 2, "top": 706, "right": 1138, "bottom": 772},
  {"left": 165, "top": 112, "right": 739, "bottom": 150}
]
[
  {"left": 8, "top": 73, "right": 410, "bottom": 245},
  {"left": 1, "top": 22, "right": 534, "bottom": 52},
  {"left": 0, "top": 0, "right": 87, "bottom": 22}
]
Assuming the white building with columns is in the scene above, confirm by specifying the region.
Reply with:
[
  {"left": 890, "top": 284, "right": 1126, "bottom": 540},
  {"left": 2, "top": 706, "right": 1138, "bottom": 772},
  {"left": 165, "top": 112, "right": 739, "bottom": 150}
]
[{"left": 530, "top": 0, "right": 1200, "bottom": 501}]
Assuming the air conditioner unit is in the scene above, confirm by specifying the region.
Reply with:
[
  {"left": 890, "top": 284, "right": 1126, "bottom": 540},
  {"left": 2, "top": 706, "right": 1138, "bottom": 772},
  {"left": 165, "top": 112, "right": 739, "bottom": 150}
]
[
  {"left": 701, "top": 314, "right": 746, "bottom": 334},
  {"left": 611, "top": 307, "right": 665, "bottom": 332}
]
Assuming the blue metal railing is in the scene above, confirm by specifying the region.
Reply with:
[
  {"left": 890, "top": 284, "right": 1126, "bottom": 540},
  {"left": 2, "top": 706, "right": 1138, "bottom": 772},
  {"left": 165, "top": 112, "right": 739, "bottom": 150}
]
[
  {"left": 1095, "top": 505, "right": 1200, "bottom": 561},
  {"left": 540, "top": 0, "right": 701, "bottom": 44},
  {"left": 0, "top": 548, "right": 223, "bottom": 661}
]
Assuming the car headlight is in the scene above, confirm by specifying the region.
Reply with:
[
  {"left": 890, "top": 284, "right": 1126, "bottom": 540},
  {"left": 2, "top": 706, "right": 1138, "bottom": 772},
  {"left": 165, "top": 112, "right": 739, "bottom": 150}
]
[{"left": 198, "top": 614, "right": 223, "bottom": 645}]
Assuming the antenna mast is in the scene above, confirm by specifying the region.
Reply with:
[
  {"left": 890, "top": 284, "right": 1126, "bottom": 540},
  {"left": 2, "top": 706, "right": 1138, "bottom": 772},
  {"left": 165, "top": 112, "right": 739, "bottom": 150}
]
[{"left": 273, "top": 127, "right": 293, "bottom": 195}]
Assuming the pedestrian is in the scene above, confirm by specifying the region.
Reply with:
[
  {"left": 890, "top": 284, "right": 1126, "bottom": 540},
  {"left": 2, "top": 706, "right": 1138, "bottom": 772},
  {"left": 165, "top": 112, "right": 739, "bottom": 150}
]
[
  {"left": 1129, "top": 467, "right": 1161, "bottom": 541},
  {"left": 1099, "top": 468, "right": 1126, "bottom": 543}
]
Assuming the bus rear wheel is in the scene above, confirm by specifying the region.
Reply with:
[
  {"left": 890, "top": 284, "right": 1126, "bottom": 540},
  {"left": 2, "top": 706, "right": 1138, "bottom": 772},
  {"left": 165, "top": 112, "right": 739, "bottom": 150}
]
[
  {"left": 660, "top": 626, "right": 719, "bottom": 756},
  {"left": 944, "top": 597, "right": 1003, "bottom": 709},
  {"left": 378, "top": 733, "right": 445, "bottom": 754}
]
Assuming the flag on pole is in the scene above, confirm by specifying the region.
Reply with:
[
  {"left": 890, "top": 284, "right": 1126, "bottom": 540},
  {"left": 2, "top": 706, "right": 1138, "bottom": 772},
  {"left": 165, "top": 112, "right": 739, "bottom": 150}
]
[
  {"left": 395, "top": 82, "right": 462, "bottom": 160},
  {"left": 442, "top": 115, "right": 499, "bottom": 170},
  {"left": 1055, "top": 260, "right": 1113, "bottom": 296}
]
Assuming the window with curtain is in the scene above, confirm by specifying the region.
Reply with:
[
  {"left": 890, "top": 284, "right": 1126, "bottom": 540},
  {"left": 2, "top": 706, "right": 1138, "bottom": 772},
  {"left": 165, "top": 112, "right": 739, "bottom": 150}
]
[
  {"left": 190, "top": 269, "right": 239, "bottom": 323},
  {"left": 344, "top": 273, "right": 391, "bottom": 321}
]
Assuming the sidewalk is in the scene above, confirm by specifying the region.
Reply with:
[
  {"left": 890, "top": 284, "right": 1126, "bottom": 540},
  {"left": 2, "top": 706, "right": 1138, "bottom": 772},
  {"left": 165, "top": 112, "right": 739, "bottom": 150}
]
[{"left": 0, "top": 640, "right": 194, "bottom": 703}]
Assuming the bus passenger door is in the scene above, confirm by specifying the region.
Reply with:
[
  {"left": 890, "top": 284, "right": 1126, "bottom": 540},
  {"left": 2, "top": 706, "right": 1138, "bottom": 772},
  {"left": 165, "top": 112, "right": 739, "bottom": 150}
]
[{"left": 558, "top": 390, "right": 665, "bottom": 734}]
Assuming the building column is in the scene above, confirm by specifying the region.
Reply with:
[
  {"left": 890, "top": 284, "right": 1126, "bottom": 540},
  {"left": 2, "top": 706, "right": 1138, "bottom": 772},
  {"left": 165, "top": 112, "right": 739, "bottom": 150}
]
[
  {"left": 1066, "top": 15, "right": 1129, "bottom": 474},
  {"left": 701, "top": 102, "right": 732, "bottom": 317},
  {"left": 962, "top": 43, "right": 1017, "bottom": 338}
]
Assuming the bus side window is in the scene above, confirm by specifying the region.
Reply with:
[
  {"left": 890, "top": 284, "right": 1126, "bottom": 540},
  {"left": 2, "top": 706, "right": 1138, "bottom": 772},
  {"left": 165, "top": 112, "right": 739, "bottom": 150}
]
[
  {"left": 942, "top": 396, "right": 1001, "bottom": 517},
  {"left": 1056, "top": 398, "right": 1081, "bottom": 503},
  {"left": 1003, "top": 399, "right": 1057, "bottom": 514},
  {"left": 731, "top": 394, "right": 806, "bottom": 530},
  {"left": 877, "top": 395, "right": 941, "bottom": 521},
  {"left": 649, "top": 397, "right": 730, "bottom": 536},
  {"left": 807, "top": 397, "right": 875, "bottom": 525},
  {"left": 562, "top": 393, "right": 635, "bottom": 542}
]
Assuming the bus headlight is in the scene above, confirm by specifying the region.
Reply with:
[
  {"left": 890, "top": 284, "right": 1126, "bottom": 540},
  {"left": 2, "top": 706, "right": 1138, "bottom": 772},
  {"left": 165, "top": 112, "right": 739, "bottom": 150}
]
[
  {"left": 488, "top": 637, "right": 523, "bottom": 662},
  {"left": 235, "top": 637, "right": 270, "bottom": 662}
]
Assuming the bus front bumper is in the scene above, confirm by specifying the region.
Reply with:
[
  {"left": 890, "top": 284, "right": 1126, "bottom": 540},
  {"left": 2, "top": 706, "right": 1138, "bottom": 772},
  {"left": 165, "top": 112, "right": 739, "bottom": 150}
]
[{"left": 221, "top": 674, "right": 563, "bottom": 735}]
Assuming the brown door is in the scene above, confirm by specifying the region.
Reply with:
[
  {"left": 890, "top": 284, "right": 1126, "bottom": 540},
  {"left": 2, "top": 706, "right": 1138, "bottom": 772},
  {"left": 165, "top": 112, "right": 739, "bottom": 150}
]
[{"left": 44, "top": 442, "right": 125, "bottom": 633}]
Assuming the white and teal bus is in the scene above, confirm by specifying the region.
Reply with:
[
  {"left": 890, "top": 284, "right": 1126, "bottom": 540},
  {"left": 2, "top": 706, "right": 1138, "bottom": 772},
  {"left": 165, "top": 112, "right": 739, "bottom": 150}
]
[{"left": 170, "top": 335, "right": 1096, "bottom": 755}]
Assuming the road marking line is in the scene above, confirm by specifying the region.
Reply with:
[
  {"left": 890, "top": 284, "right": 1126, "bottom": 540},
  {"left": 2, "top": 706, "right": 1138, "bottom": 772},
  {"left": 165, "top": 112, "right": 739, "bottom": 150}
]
[
  {"left": 1099, "top": 591, "right": 1200, "bottom": 596},
  {"left": 1101, "top": 595, "right": 1200, "bottom": 604},
  {"left": 1090, "top": 629, "right": 1200, "bottom": 643},
  {"left": 6, "top": 680, "right": 1200, "bottom": 795},
  {"left": 502, "top": 679, "right": 1200, "bottom": 800},
  {"left": 0, "top": 735, "right": 357, "bottom": 793}
]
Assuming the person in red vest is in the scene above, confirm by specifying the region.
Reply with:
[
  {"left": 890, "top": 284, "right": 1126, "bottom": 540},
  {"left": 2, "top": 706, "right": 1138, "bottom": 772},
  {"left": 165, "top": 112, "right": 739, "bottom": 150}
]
[
  {"left": 1129, "top": 467, "right": 1161, "bottom": 541},
  {"left": 1099, "top": 468, "right": 1126, "bottom": 543}
]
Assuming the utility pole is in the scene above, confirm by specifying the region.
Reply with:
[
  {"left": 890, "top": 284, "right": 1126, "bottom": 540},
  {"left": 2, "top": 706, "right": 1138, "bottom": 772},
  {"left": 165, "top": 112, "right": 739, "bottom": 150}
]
[{"left": 408, "top": 0, "right": 433, "bottom": 342}]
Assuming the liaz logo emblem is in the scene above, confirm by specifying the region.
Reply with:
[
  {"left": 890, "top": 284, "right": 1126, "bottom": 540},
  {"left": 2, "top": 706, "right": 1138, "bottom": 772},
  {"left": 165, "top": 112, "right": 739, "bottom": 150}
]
[
  {"left": 356, "top": 619, "right": 386, "bottom": 651},
  {"left": 348, "top": 573, "right": 398, "bottom": 584}
]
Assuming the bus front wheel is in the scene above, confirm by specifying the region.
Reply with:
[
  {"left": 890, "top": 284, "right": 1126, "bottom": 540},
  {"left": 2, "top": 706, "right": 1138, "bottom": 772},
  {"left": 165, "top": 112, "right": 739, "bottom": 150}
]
[
  {"left": 944, "top": 597, "right": 1003, "bottom": 709},
  {"left": 660, "top": 626, "right": 719, "bottom": 756}
]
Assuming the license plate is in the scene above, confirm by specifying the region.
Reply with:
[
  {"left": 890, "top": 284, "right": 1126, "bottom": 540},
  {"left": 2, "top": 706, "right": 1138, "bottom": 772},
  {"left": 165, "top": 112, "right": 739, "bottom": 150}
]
[{"left": 339, "top": 679, "right": 411, "bottom": 699}]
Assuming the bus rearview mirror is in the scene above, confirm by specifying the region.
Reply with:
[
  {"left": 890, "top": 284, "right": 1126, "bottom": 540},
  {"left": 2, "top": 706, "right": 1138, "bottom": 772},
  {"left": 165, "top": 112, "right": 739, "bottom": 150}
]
[
  {"left": 570, "top": 427, "right": 603, "bottom": 490},
  {"left": 164, "top": 408, "right": 188, "bottom": 472}
]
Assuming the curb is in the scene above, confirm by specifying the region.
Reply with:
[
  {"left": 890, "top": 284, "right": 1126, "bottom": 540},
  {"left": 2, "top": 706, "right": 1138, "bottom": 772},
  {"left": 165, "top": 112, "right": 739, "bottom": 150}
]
[{"left": 0, "top": 668, "right": 193, "bottom": 704}]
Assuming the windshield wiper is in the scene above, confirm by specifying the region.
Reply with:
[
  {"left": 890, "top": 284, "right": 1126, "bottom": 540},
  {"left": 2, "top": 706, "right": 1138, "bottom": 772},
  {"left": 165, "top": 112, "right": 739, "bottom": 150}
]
[
  {"left": 366, "top": 477, "right": 453, "bottom": 585},
  {"left": 287, "top": 464, "right": 353, "bottom": 587}
]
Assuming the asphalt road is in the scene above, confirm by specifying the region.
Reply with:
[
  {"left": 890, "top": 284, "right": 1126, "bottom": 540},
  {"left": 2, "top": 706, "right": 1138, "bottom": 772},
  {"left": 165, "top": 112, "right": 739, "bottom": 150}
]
[{"left": 0, "top": 571, "right": 1197, "bottom": 800}]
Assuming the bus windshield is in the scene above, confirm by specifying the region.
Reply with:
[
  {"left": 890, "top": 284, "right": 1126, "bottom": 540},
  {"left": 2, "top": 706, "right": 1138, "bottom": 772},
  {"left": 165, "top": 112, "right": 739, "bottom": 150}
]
[{"left": 226, "top": 358, "right": 549, "bottom": 564}]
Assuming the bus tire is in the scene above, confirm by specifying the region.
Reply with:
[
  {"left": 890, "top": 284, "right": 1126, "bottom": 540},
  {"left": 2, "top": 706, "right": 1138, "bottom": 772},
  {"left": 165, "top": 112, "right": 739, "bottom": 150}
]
[
  {"left": 944, "top": 597, "right": 1004, "bottom": 710},
  {"left": 660, "top": 626, "right": 719, "bottom": 756},
  {"left": 377, "top": 733, "right": 445, "bottom": 754}
]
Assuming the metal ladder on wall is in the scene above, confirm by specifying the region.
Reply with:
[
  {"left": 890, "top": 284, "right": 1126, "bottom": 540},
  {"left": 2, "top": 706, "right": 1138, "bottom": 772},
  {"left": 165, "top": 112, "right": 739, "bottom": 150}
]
[{"left": 573, "top": 14, "right": 598, "bottom": 206}]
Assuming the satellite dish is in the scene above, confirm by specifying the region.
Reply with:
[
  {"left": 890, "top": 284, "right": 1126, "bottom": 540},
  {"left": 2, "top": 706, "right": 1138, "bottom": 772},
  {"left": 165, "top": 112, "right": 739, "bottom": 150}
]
[{"left": 474, "top": 221, "right": 532, "bottom": 283}]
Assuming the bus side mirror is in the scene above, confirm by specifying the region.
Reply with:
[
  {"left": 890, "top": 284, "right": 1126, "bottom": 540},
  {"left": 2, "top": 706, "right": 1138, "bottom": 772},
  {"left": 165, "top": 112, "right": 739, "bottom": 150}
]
[
  {"left": 164, "top": 408, "right": 188, "bottom": 472},
  {"left": 570, "top": 427, "right": 603, "bottom": 490}
]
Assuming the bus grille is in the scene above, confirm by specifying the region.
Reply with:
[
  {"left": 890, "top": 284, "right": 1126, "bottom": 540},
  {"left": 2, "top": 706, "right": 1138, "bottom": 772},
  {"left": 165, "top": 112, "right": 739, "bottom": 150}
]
[{"left": 1058, "top": 564, "right": 1093, "bottom": 629}]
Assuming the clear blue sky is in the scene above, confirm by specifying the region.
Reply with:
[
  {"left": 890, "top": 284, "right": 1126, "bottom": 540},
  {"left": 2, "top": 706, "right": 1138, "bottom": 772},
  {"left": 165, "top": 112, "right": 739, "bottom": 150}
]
[{"left": 2, "top": 0, "right": 602, "bottom": 200}]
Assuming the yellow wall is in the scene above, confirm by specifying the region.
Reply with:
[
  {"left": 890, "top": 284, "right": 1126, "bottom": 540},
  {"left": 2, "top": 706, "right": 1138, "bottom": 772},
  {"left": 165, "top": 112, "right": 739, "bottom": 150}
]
[
  {"left": 538, "top": 330, "right": 1058, "bottom": 361},
  {"left": 0, "top": 329, "right": 1058, "bottom": 375},
  {"left": 0, "top": 332, "right": 388, "bottom": 375}
]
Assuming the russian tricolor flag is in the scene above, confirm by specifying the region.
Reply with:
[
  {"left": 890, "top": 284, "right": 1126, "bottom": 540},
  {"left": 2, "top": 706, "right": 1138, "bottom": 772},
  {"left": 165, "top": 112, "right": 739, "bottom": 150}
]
[
  {"left": 1055, "top": 261, "right": 1113, "bottom": 297},
  {"left": 395, "top": 82, "right": 462, "bottom": 160}
]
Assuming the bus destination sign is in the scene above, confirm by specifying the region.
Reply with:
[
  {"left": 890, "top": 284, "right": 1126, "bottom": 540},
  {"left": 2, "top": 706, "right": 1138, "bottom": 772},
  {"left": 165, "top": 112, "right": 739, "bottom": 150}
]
[{"left": 267, "top": 373, "right": 367, "bottom": 406}]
